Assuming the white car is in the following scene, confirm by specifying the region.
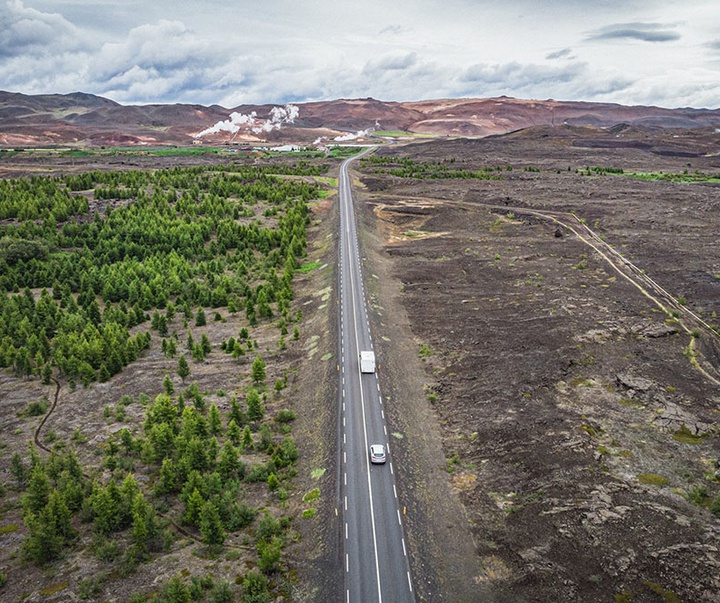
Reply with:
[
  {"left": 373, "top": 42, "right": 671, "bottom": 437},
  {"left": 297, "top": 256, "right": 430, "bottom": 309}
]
[{"left": 370, "top": 444, "right": 386, "bottom": 464}]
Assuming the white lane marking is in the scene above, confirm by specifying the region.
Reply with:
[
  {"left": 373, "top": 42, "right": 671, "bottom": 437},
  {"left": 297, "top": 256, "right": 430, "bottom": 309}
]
[
  {"left": 402, "top": 538, "right": 407, "bottom": 556},
  {"left": 397, "top": 509, "right": 402, "bottom": 525},
  {"left": 408, "top": 573, "right": 413, "bottom": 592},
  {"left": 345, "top": 523, "right": 348, "bottom": 539},
  {"left": 393, "top": 485, "right": 397, "bottom": 499},
  {"left": 344, "top": 496, "right": 347, "bottom": 511}
]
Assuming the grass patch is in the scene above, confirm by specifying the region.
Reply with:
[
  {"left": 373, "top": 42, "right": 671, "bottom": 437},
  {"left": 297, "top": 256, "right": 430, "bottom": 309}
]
[
  {"left": 628, "top": 170, "right": 720, "bottom": 184},
  {"left": 302, "top": 488, "right": 320, "bottom": 503},
  {"left": 40, "top": 582, "right": 69, "bottom": 596},
  {"left": 673, "top": 425, "right": 707, "bottom": 444},
  {"left": 618, "top": 398, "right": 645, "bottom": 409},
  {"left": 327, "top": 146, "right": 364, "bottom": 158},
  {"left": 418, "top": 343, "right": 433, "bottom": 358},
  {"left": 637, "top": 473, "right": 669, "bottom": 486},
  {"left": 298, "top": 260, "right": 322, "bottom": 274},
  {"left": 310, "top": 468, "right": 326, "bottom": 480},
  {"left": 446, "top": 451, "right": 461, "bottom": 473}
]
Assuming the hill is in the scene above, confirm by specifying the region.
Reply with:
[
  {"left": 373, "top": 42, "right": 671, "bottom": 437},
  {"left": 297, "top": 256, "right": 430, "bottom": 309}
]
[{"left": 2, "top": 91, "right": 720, "bottom": 147}]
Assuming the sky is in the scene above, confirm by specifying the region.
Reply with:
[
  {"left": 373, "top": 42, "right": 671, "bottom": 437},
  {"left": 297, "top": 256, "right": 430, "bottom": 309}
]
[{"left": 1, "top": 0, "right": 719, "bottom": 109}]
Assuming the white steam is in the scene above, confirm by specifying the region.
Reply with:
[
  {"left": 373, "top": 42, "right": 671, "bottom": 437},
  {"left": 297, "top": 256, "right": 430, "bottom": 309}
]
[
  {"left": 333, "top": 129, "right": 370, "bottom": 141},
  {"left": 195, "top": 104, "right": 299, "bottom": 138}
]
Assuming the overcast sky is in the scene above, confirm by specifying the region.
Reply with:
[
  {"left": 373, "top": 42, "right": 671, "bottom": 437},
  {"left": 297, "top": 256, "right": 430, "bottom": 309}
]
[{"left": 1, "top": 0, "right": 719, "bottom": 108}]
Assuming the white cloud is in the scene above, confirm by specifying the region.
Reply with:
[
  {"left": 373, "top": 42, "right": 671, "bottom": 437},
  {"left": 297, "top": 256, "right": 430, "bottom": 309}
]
[
  {"left": 2, "top": 0, "right": 720, "bottom": 108},
  {"left": 0, "top": 0, "right": 91, "bottom": 56}
]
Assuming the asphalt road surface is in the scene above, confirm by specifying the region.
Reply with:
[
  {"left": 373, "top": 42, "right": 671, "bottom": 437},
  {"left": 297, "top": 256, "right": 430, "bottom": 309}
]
[{"left": 337, "top": 150, "right": 415, "bottom": 603}]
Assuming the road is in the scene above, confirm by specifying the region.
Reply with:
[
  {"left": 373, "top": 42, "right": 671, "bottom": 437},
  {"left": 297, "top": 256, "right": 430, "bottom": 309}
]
[{"left": 337, "top": 150, "right": 415, "bottom": 603}]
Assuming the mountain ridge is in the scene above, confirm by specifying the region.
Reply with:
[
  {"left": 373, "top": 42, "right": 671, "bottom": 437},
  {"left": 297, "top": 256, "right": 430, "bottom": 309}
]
[{"left": 1, "top": 90, "right": 720, "bottom": 147}]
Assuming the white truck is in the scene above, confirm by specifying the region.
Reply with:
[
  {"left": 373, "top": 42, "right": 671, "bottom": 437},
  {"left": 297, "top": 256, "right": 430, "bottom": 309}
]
[{"left": 360, "top": 351, "right": 376, "bottom": 373}]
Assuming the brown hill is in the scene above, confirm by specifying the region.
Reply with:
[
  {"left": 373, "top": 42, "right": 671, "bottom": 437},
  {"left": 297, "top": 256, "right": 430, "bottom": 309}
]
[{"left": 1, "top": 90, "right": 719, "bottom": 147}]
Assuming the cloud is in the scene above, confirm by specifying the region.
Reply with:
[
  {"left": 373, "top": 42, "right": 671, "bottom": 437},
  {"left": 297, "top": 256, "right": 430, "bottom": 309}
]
[
  {"left": 0, "top": 0, "right": 91, "bottom": 57},
  {"left": 461, "top": 61, "right": 585, "bottom": 87},
  {"left": 586, "top": 22, "right": 681, "bottom": 43},
  {"left": 546, "top": 48, "right": 574, "bottom": 60},
  {"left": 363, "top": 52, "right": 418, "bottom": 73},
  {"left": 0, "top": 0, "right": 718, "bottom": 109},
  {"left": 378, "top": 24, "right": 404, "bottom": 36},
  {"left": 90, "top": 19, "right": 227, "bottom": 102}
]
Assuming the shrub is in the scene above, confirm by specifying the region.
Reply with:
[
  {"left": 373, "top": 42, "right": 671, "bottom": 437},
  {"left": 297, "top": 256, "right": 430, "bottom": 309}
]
[
  {"left": 418, "top": 344, "right": 433, "bottom": 358},
  {"left": 78, "top": 576, "right": 104, "bottom": 600},
  {"left": 210, "top": 579, "right": 235, "bottom": 603},
  {"left": 688, "top": 485, "right": 709, "bottom": 505},
  {"left": 275, "top": 409, "right": 296, "bottom": 423},
  {"left": 256, "top": 513, "right": 282, "bottom": 541},
  {"left": 711, "top": 493, "right": 720, "bottom": 517},
  {"left": 241, "top": 571, "right": 270, "bottom": 603},
  {"left": 24, "top": 397, "right": 48, "bottom": 417},
  {"left": 257, "top": 536, "right": 283, "bottom": 573}
]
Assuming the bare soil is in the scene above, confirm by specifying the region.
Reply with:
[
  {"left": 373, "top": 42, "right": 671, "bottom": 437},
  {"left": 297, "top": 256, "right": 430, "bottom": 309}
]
[{"left": 352, "top": 127, "right": 720, "bottom": 602}]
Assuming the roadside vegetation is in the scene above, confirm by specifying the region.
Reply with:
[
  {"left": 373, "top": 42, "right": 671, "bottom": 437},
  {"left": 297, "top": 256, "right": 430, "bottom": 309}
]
[
  {"left": 577, "top": 164, "right": 720, "bottom": 183},
  {"left": 360, "top": 155, "right": 504, "bottom": 179}
]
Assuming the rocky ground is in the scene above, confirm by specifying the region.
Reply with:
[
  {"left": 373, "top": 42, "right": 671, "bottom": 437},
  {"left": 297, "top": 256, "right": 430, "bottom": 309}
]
[{"left": 352, "top": 126, "right": 720, "bottom": 602}]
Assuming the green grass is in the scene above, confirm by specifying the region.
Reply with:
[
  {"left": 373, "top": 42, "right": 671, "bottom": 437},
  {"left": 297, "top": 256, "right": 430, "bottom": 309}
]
[
  {"left": 302, "top": 488, "right": 320, "bottom": 503},
  {"left": 374, "top": 130, "right": 411, "bottom": 137},
  {"left": 327, "top": 146, "right": 364, "bottom": 158},
  {"left": 298, "top": 260, "right": 322, "bottom": 274},
  {"left": 373, "top": 130, "right": 436, "bottom": 138},
  {"left": 628, "top": 170, "right": 720, "bottom": 183},
  {"left": 673, "top": 425, "right": 707, "bottom": 444},
  {"left": 637, "top": 473, "right": 669, "bottom": 486}
]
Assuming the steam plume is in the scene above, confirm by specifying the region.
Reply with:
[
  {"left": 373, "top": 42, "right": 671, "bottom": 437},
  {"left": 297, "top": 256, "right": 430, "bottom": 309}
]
[{"left": 195, "top": 104, "right": 299, "bottom": 138}]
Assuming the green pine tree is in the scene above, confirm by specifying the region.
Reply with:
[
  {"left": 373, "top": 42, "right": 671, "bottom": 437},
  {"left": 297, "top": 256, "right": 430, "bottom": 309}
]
[
  {"left": 247, "top": 388, "right": 264, "bottom": 422},
  {"left": 208, "top": 403, "right": 222, "bottom": 435},
  {"left": 251, "top": 355, "right": 266, "bottom": 385},
  {"left": 184, "top": 488, "right": 205, "bottom": 527},
  {"left": 177, "top": 355, "right": 190, "bottom": 381},
  {"left": 200, "top": 501, "right": 225, "bottom": 546}
]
